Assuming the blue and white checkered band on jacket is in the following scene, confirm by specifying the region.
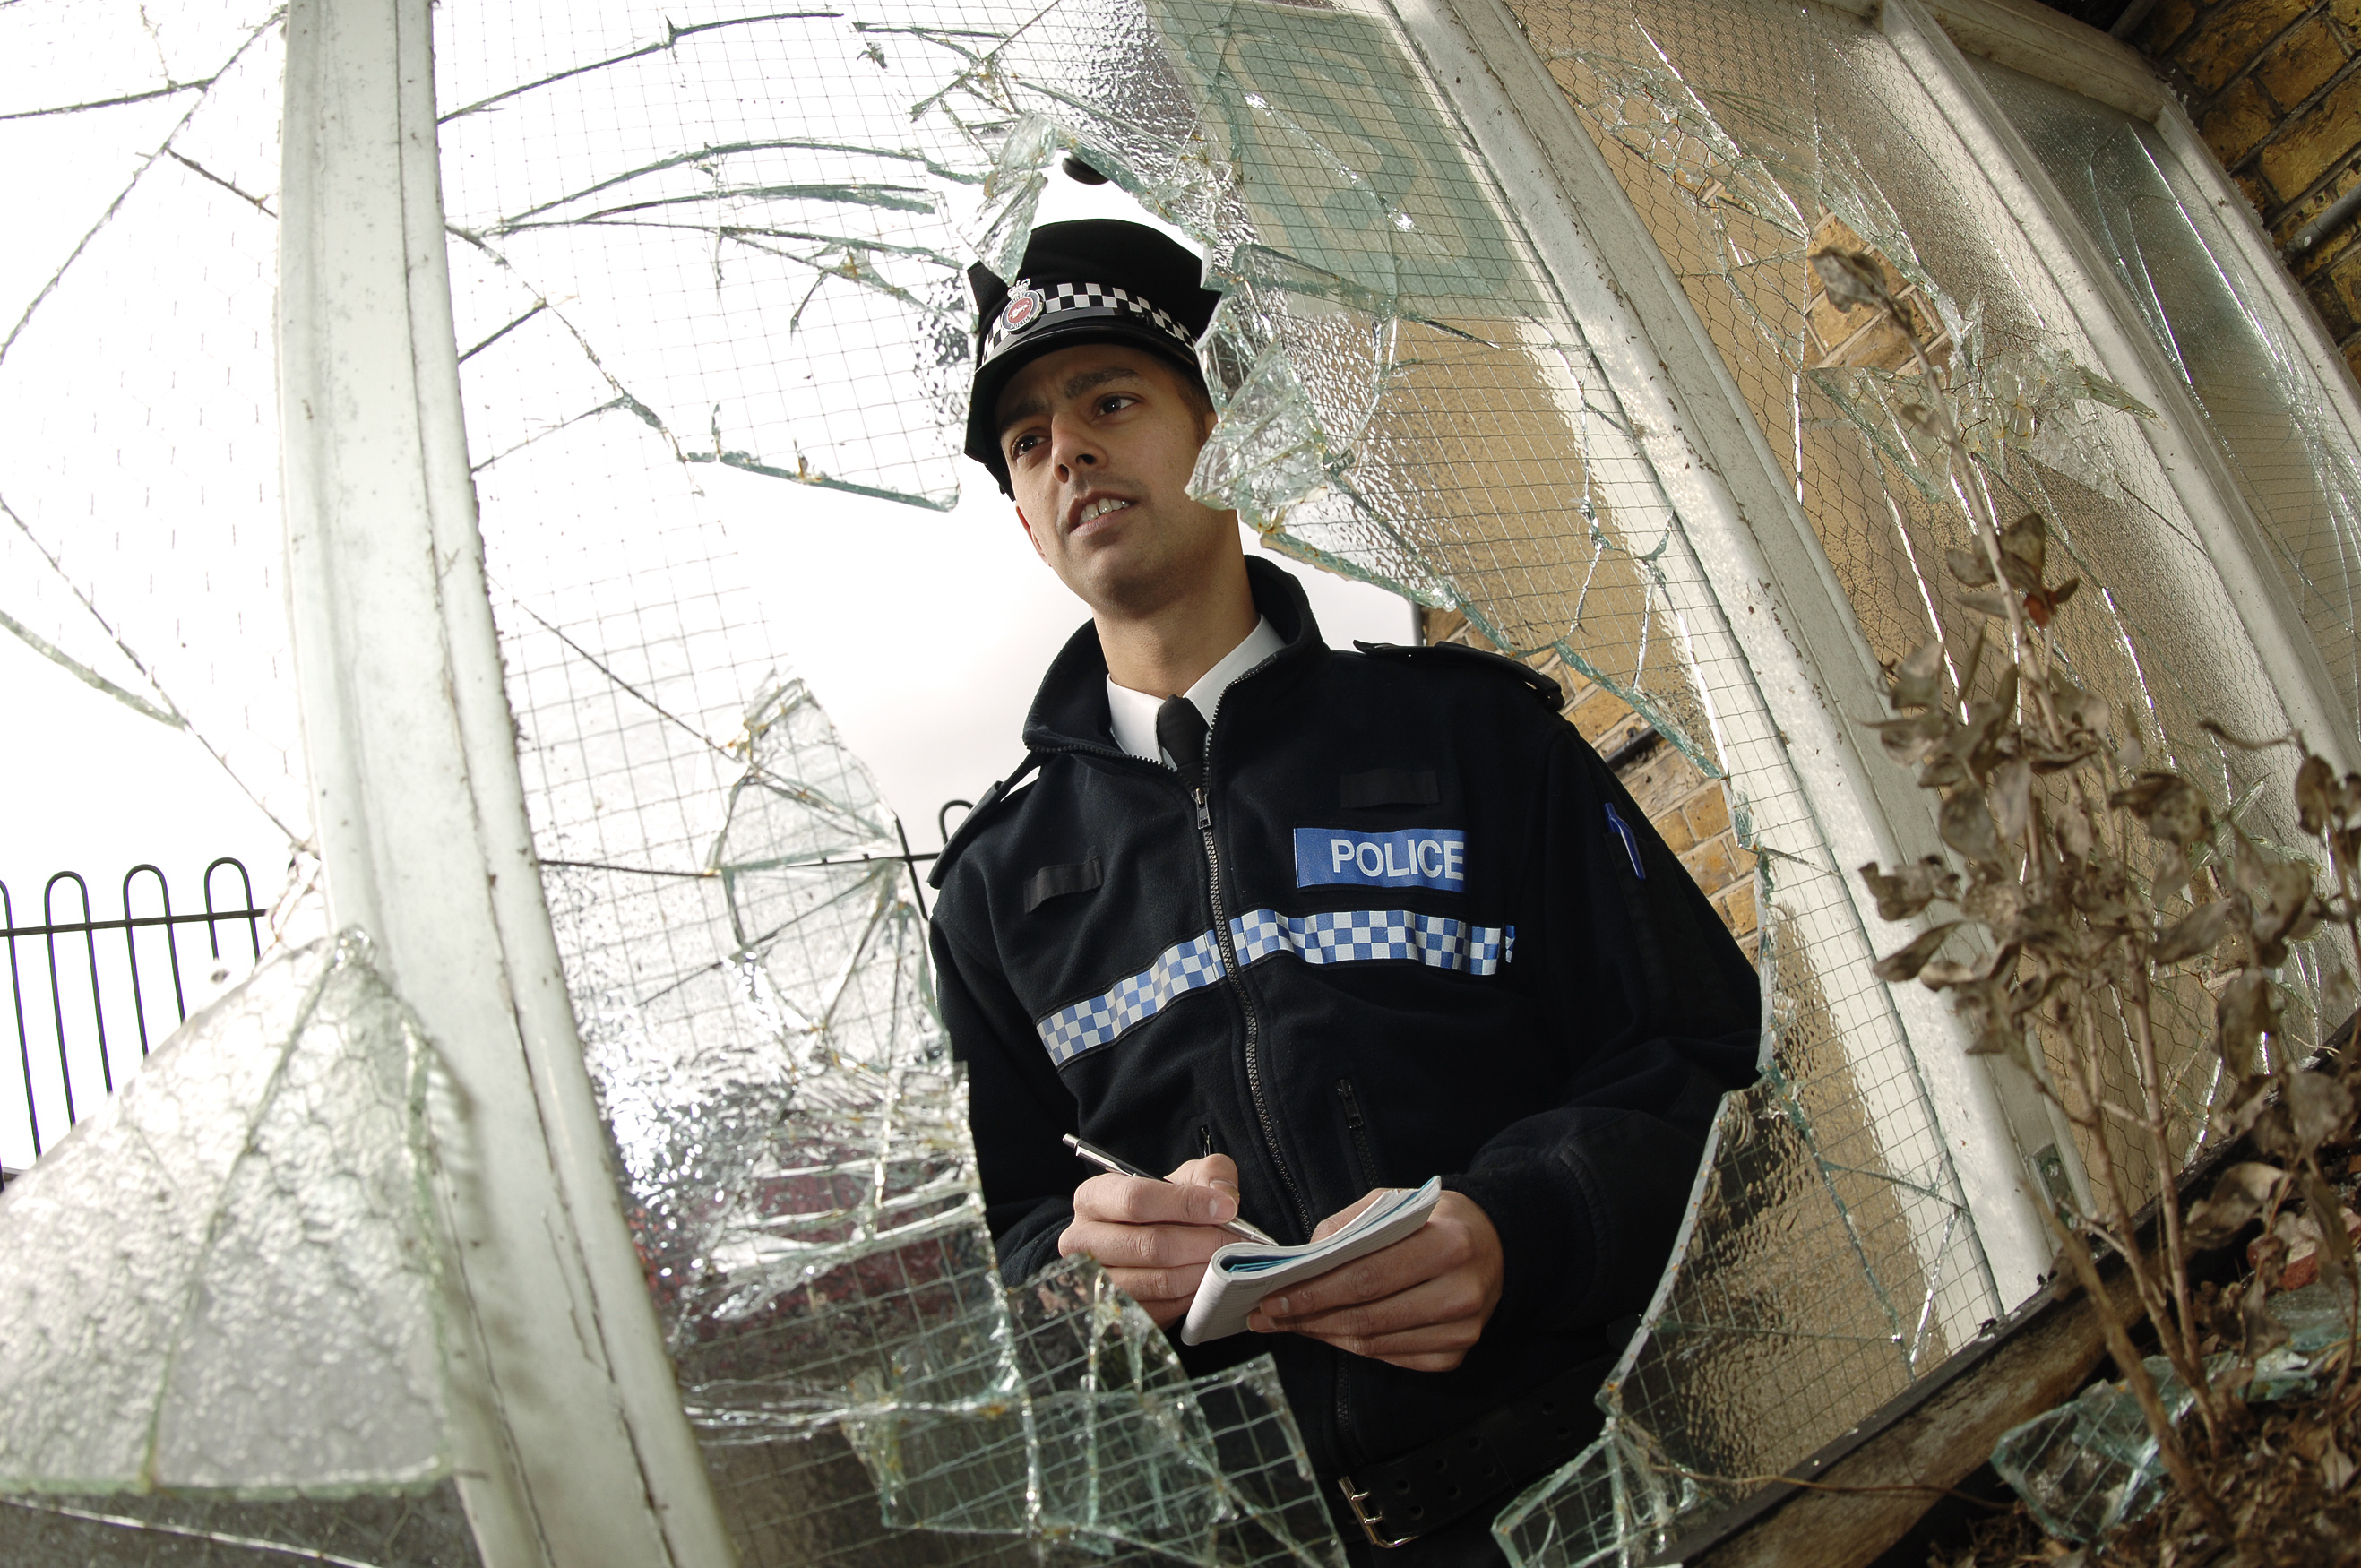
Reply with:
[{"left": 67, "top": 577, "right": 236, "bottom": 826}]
[
  {"left": 982, "top": 280, "right": 1194, "bottom": 366},
  {"left": 1032, "top": 910, "right": 1512, "bottom": 1066}
]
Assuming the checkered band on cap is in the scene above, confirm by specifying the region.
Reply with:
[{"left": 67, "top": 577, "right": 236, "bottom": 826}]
[{"left": 983, "top": 280, "right": 1195, "bottom": 365}]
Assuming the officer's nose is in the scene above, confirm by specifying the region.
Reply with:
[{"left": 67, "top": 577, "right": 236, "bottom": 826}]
[{"left": 1049, "top": 412, "right": 1103, "bottom": 484}]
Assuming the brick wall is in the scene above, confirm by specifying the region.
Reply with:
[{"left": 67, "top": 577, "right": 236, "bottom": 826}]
[
  {"left": 2128, "top": 0, "right": 2361, "bottom": 380},
  {"left": 1417, "top": 609, "right": 1762, "bottom": 957}
]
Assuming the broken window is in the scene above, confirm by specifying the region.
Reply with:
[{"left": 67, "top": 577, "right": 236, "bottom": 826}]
[{"left": 4, "top": 0, "right": 2357, "bottom": 1564}]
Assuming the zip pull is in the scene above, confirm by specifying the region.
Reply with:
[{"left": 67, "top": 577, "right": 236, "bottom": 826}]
[
  {"left": 1194, "top": 786, "right": 1211, "bottom": 830},
  {"left": 1198, "top": 1124, "right": 1214, "bottom": 1159}
]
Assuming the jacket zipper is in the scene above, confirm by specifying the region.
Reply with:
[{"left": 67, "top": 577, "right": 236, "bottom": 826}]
[
  {"left": 1335, "top": 1079, "right": 1379, "bottom": 1189},
  {"left": 1193, "top": 768, "right": 1314, "bottom": 1236},
  {"left": 1331, "top": 1078, "right": 1379, "bottom": 1464}
]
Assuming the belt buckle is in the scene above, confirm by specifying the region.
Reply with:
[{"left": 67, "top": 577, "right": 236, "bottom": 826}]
[{"left": 1336, "top": 1475, "right": 1421, "bottom": 1549}]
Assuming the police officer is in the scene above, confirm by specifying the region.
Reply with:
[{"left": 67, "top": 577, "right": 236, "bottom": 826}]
[{"left": 926, "top": 216, "right": 1760, "bottom": 1564}]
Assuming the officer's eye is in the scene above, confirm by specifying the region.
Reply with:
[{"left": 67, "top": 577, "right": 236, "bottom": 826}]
[
  {"left": 1007, "top": 431, "right": 1045, "bottom": 461},
  {"left": 1097, "top": 392, "right": 1140, "bottom": 416}
]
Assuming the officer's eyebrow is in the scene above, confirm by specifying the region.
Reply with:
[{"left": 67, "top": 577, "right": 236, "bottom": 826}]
[{"left": 996, "top": 365, "right": 1146, "bottom": 435}]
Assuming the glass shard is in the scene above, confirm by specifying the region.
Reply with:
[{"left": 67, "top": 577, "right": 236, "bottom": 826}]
[
  {"left": 0, "top": 933, "right": 445, "bottom": 1495},
  {"left": 1992, "top": 1280, "right": 2352, "bottom": 1543}
]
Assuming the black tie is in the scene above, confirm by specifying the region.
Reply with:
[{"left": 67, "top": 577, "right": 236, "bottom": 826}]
[{"left": 1156, "top": 694, "right": 1210, "bottom": 796}]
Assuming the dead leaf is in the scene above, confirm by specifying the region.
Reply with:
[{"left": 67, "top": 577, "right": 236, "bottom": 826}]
[
  {"left": 2023, "top": 577, "right": 2079, "bottom": 628},
  {"left": 1990, "top": 759, "right": 2033, "bottom": 846},
  {"left": 2296, "top": 753, "right": 2337, "bottom": 835},
  {"left": 1809, "top": 247, "right": 1891, "bottom": 313},
  {"left": 2286, "top": 1071, "right": 2358, "bottom": 1154},
  {"left": 1886, "top": 637, "right": 1944, "bottom": 711},
  {"left": 1997, "top": 513, "right": 2046, "bottom": 592},
  {"left": 1942, "top": 790, "right": 2004, "bottom": 866},
  {"left": 2303, "top": 1169, "right": 2357, "bottom": 1285},
  {"left": 1857, "top": 857, "right": 1960, "bottom": 920},
  {"left": 2322, "top": 1439, "right": 2357, "bottom": 1495},
  {"left": 2054, "top": 799, "right": 2093, "bottom": 861},
  {"left": 1943, "top": 546, "right": 1995, "bottom": 587},
  {"left": 1874, "top": 921, "right": 1961, "bottom": 983},
  {"left": 1872, "top": 711, "right": 1949, "bottom": 767},
  {"left": 2216, "top": 976, "right": 2281, "bottom": 1069},
  {"left": 2110, "top": 771, "right": 2213, "bottom": 846},
  {"left": 2151, "top": 900, "right": 2235, "bottom": 965},
  {"left": 2183, "top": 1162, "right": 2285, "bottom": 1248},
  {"left": 2241, "top": 1274, "right": 2291, "bottom": 1353}
]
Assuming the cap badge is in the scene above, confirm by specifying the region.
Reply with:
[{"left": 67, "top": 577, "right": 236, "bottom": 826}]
[{"left": 1002, "top": 281, "right": 1045, "bottom": 332}]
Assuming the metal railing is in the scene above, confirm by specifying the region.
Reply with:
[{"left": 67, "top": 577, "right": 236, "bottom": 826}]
[{"left": 2, "top": 858, "right": 269, "bottom": 1178}]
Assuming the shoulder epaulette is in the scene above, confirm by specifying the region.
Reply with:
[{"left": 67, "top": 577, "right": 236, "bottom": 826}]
[
  {"left": 926, "top": 750, "right": 1045, "bottom": 890},
  {"left": 1353, "top": 639, "right": 1563, "bottom": 710}
]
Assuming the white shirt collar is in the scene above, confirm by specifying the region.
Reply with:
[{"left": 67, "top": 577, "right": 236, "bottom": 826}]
[{"left": 1106, "top": 616, "right": 1287, "bottom": 763}]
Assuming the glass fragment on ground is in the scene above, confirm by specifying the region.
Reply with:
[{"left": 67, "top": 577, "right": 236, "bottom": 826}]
[{"left": 1991, "top": 1279, "right": 2357, "bottom": 1542}]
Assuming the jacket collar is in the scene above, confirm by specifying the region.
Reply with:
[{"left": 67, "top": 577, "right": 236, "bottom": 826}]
[{"left": 1021, "top": 556, "right": 1326, "bottom": 754}]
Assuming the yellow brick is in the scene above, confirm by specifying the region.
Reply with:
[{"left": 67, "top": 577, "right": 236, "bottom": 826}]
[
  {"left": 2331, "top": 0, "right": 2361, "bottom": 37},
  {"left": 2141, "top": 0, "right": 2203, "bottom": 51},
  {"left": 2179, "top": 0, "right": 2314, "bottom": 93},
  {"left": 2261, "top": 73, "right": 2361, "bottom": 196},
  {"left": 2256, "top": 16, "right": 2350, "bottom": 106},
  {"left": 1685, "top": 834, "right": 1739, "bottom": 894},
  {"left": 1683, "top": 786, "right": 1734, "bottom": 844},
  {"left": 2203, "top": 74, "right": 2280, "bottom": 165},
  {"left": 1712, "top": 881, "right": 1760, "bottom": 941},
  {"left": 1571, "top": 686, "right": 1638, "bottom": 745},
  {"left": 1624, "top": 754, "right": 1705, "bottom": 824},
  {"left": 1651, "top": 803, "right": 1698, "bottom": 857},
  {"left": 2240, "top": 169, "right": 2281, "bottom": 214}
]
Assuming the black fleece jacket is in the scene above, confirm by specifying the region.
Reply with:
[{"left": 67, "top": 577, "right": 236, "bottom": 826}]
[{"left": 927, "top": 559, "right": 1759, "bottom": 1531}]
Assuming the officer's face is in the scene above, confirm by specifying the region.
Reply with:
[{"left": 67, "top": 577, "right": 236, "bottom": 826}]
[{"left": 995, "top": 343, "right": 1232, "bottom": 615}]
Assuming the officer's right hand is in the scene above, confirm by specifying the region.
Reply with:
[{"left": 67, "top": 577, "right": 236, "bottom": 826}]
[{"left": 1058, "top": 1154, "right": 1242, "bottom": 1329}]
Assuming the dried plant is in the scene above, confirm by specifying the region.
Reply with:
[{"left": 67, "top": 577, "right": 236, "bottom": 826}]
[{"left": 1816, "top": 244, "right": 2361, "bottom": 1538}]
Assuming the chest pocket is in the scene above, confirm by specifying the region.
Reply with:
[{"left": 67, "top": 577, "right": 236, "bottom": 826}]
[{"left": 1023, "top": 857, "right": 1102, "bottom": 913}]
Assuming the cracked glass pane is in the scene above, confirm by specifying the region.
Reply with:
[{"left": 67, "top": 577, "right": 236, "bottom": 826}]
[
  {"left": 427, "top": 0, "right": 2025, "bottom": 1560},
  {"left": 1973, "top": 58, "right": 2361, "bottom": 744},
  {"left": 13, "top": 0, "right": 2355, "bottom": 1563},
  {"left": 1482, "top": 1, "right": 2359, "bottom": 1558},
  {"left": 0, "top": 933, "right": 475, "bottom": 1563},
  {"left": 0, "top": 0, "right": 314, "bottom": 857}
]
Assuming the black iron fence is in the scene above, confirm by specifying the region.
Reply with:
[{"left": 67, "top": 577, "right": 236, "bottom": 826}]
[{"left": 3, "top": 858, "right": 269, "bottom": 1180}]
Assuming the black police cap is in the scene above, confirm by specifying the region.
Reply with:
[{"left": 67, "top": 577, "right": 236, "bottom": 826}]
[{"left": 964, "top": 219, "right": 1222, "bottom": 493}]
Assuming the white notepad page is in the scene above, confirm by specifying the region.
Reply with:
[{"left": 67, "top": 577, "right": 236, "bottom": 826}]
[{"left": 1179, "top": 1177, "right": 1443, "bottom": 1346}]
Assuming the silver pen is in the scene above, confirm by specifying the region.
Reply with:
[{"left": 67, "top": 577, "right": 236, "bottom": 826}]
[{"left": 1063, "top": 1133, "right": 1280, "bottom": 1245}]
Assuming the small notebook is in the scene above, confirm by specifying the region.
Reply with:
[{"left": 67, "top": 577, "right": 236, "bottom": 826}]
[{"left": 1179, "top": 1177, "right": 1443, "bottom": 1346}]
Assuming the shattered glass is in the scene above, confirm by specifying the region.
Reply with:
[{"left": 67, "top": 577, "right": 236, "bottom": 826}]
[
  {"left": 434, "top": 0, "right": 1998, "bottom": 1560},
  {"left": 1481, "top": 2, "right": 2361, "bottom": 1557},
  {"left": 0, "top": 0, "right": 314, "bottom": 851},
  {"left": 9, "top": 0, "right": 2358, "bottom": 1562},
  {"left": 1990, "top": 1279, "right": 2357, "bottom": 1541},
  {"left": 0, "top": 932, "right": 477, "bottom": 1563},
  {"left": 1974, "top": 58, "right": 2361, "bottom": 744}
]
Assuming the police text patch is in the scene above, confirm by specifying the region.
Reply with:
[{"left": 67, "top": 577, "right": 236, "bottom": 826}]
[{"left": 1294, "top": 827, "right": 1467, "bottom": 891}]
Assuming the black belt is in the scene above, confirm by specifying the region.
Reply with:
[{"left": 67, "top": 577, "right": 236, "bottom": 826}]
[{"left": 1335, "top": 1353, "right": 1615, "bottom": 1549}]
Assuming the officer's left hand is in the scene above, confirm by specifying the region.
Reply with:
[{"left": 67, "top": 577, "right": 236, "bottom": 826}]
[{"left": 1245, "top": 1190, "right": 1504, "bottom": 1371}]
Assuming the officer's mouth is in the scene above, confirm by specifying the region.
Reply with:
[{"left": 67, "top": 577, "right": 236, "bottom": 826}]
[{"left": 1065, "top": 491, "right": 1137, "bottom": 537}]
